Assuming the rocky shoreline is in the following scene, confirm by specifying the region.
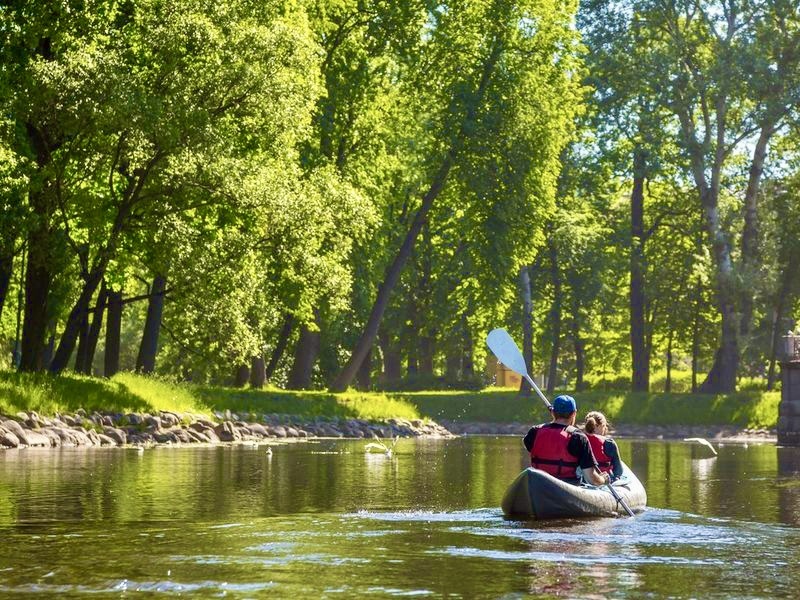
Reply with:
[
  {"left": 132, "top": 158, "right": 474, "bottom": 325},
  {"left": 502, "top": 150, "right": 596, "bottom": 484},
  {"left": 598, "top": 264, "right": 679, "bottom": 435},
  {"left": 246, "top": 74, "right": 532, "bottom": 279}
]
[
  {"left": 0, "top": 410, "right": 453, "bottom": 450},
  {"left": 440, "top": 420, "right": 777, "bottom": 442},
  {"left": 0, "top": 410, "right": 777, "bottom": 450}
]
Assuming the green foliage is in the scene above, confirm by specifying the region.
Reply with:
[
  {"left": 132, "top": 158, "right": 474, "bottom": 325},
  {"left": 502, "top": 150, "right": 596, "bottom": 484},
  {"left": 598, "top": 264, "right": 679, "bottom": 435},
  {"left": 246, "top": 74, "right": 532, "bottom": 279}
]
[{"left": 1, "top": 0, "right": 798, "bottom": 397}]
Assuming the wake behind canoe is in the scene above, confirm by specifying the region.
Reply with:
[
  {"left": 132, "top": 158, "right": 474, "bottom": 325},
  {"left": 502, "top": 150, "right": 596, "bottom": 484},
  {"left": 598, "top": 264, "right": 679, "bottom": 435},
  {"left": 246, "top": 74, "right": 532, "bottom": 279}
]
[{"left": 501, "top": 461, "right": 647, "bottom": 519}]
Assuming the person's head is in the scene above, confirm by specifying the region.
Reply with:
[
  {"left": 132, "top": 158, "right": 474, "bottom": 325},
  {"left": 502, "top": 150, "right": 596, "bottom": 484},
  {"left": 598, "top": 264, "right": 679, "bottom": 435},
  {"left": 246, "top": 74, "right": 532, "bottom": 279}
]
[
  {"left": 551, "top": 395, "right": 577, "bottom": 425},
  {"left": 584, "top": 411, "right": 609, "bottom": 436}
]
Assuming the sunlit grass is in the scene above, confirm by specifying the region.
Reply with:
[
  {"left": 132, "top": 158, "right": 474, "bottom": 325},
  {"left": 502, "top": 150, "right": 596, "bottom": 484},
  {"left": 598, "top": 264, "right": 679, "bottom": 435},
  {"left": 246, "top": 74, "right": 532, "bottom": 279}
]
[
  {"left": 395, "top": 388, "right": 780, "bottom": 428},
  {"left": 0, "top": 370, "right": 208, "bottom": 416},
  {"left": 0, "top": 369, "right": 779, "bottom": 428},
  {"left": 0, "top": 370, "right": 421, "bottom": 422},
  {"left": 194, "top": 385, "right": 422, "bottom": 421}
]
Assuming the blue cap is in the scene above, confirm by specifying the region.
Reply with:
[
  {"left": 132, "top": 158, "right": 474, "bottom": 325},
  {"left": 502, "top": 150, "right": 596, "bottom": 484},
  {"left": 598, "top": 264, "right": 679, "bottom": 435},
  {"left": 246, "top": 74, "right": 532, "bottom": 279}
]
[{"left": 552, "top": 394, "right": 576, "bottom": 414}]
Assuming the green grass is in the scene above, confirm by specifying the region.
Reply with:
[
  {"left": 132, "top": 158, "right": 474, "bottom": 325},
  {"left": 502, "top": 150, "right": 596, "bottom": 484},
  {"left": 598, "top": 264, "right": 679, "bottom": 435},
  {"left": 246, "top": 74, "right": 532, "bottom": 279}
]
[
  {"left": 0, "top": 371, "right": 212, "bottom": 417},
  {"left": 0, "top": 370, "right": 421, "bottom": 422},
  {"left": 395, "top": 388, "right": 780, "bottom": 429},
  {"left": 0, "top": 370, "right": 779, "bottom": 428},
  {"left": 193, "top": 385, "right": 421, "bottom": 421}
]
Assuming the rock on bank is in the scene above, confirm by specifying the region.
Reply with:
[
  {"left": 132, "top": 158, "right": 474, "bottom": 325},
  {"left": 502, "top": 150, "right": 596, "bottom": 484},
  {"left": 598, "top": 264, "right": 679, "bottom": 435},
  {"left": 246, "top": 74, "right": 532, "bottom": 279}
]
[{"left": 0, "top": 410, "right": 453, "bottom": 450}]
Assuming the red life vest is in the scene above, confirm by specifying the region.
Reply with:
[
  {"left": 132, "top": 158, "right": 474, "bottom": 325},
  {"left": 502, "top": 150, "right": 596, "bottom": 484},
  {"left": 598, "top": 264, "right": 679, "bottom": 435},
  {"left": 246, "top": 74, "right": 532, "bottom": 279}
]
[
  {"left": 530, "top": 425, "right": 579, "bottom": 479},
  {"left": 587, "top": 433, "right": 613, "bottom": 474}
]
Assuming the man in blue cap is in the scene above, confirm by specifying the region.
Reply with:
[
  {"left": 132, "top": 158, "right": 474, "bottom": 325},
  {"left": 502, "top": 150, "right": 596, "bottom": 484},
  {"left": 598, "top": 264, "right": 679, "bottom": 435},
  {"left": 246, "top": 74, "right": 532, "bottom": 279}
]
[{"left": 522, "top": 394, "right": 609, "bottom": 486}]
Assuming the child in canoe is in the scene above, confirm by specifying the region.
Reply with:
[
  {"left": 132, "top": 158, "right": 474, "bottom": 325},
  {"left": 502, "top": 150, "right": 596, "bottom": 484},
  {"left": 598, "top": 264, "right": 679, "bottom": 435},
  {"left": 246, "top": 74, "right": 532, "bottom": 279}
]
[{"left": 583, "top": 411, "right": 624, "bottom": 482}]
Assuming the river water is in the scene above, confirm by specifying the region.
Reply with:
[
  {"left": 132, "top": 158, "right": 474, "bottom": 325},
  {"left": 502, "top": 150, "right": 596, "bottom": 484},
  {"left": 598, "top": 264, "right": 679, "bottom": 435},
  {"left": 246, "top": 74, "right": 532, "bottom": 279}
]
[{"left": 1, "top": 437, "right": 799, "bottom": 598}]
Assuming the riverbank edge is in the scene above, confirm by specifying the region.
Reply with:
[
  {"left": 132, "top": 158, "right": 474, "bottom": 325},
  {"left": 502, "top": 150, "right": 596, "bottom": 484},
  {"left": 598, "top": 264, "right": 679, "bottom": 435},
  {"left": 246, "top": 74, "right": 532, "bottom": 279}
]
[
  {"left": 440, "top": 420, "right": 777, "bottom": 443},
  {"left": 0, "top": 409, "right": 453, "bottom": 451},
  {"left": 1, "top": 408, "right": 778, "bottom": 451}
]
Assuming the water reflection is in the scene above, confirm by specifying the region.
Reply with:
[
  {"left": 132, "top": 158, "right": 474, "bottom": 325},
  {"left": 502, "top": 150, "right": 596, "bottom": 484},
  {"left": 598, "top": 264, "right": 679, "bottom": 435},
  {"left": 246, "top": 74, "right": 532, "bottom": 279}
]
[{"left": 0, "top": 438, "right": 799, "bottom": 597}]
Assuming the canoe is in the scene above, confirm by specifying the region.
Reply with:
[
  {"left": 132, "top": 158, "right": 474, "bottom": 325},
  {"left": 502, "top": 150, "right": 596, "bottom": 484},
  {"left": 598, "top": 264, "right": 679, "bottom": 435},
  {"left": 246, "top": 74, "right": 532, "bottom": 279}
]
[{"left": 501, "top": 461, "right": 647, "bottom": 519}]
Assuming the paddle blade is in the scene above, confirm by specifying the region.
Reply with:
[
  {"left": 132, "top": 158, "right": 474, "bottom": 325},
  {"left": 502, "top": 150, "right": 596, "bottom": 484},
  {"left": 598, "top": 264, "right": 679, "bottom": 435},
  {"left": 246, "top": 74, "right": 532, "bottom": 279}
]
[{"left": 486, "top": 328, "right": 528, "bottom": 377}]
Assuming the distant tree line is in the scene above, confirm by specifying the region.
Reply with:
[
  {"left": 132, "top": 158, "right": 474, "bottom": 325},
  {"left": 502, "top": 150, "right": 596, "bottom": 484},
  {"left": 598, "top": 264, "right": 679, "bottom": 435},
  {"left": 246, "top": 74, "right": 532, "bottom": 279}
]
[{"left": 1, "top": 0, "right": 798, "bottom": 394}]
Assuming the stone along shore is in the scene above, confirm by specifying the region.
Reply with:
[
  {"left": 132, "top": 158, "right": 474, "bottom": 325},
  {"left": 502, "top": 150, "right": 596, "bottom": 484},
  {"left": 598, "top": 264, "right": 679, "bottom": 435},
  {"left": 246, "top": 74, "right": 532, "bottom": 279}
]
[
  {"left": 440, "top": 420, "right": 776, "bottom": 442},
  {"left": 0, "top": 410, "right": 453, "bottom": 450}
]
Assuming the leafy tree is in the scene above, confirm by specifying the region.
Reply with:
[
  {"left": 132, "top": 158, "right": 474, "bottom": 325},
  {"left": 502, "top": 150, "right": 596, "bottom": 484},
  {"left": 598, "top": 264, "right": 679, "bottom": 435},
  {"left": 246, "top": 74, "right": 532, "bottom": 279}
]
[{"left": 331, "top": 0, "right": 583, "bottom": 391}]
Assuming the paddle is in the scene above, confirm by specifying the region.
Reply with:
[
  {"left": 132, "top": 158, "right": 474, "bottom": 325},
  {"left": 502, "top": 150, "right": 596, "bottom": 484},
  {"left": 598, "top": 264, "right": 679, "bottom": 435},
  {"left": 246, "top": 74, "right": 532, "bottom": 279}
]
[
  {"left": 606, "top": 479, "right": 636, "bottom": 517},
  {"left": 486, "top": 328, "right": 552, "bottom": 413},
  {"left": 486, "top": 327, "right": 636, "bottom": 518}
]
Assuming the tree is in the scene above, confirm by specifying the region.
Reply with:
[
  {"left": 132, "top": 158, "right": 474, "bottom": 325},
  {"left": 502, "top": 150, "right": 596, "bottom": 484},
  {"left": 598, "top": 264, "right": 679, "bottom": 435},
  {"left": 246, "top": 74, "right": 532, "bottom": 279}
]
[{"left": 331, "top": 0, "right": 583, "bottom": 391}]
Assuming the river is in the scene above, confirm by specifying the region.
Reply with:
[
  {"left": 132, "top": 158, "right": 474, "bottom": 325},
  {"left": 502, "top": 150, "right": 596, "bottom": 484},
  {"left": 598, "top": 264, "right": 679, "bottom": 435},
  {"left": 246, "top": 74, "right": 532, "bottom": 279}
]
[{"left": 1, "top": 437, "right": 799, "bottom": 597}]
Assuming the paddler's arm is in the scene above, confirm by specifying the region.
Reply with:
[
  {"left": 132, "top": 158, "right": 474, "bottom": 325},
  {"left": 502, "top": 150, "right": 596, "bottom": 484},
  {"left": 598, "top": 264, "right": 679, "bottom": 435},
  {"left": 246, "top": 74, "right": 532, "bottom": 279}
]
[
  {"left": 570, "top": 431, "right": 609, "bottom": 487},
  {"left": 522, "top": 427, "right": 537, "bottom": 452},
  {"left": 605, "top": 438, "right": 624, "bottom": 480},
  {"left": 584, "top": 467, "right": 610, "bottom": 487}
]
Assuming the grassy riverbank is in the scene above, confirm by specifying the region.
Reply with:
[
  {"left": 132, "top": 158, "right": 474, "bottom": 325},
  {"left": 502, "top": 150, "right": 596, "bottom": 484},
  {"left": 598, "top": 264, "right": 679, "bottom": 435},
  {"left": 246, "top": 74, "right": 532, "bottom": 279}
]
[
  {"left": 402, "top": 388, "right": 780, "bottom": 429},
  {"left": 0, "top": 370, "right": 780, "bottom": 428},
  {"left": 0, "top": 371, "right": 421, "bottom": 421}
]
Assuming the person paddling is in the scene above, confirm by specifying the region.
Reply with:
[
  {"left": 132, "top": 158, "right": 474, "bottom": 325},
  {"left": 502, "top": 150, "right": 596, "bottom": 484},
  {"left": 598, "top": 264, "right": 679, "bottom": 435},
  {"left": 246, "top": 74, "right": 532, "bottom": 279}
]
[
  {"left": 522, "top": 395, "right": 609, "bottom": 487},
  {"left": 583, "top": 411, "right": 623, "bottom": 482}
]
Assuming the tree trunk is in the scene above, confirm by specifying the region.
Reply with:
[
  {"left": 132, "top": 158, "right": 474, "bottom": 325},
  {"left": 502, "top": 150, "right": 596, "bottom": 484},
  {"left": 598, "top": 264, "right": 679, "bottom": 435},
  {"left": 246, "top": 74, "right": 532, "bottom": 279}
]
[
  {"left": 12, "top": 245, "right": 26, "bottom": 369},
  {"left": 49, "top": 266, "right": 106, "bottom": 374},
  {"left": 19, "top": 188, "right": 52, "bottom": 372},
  {"left": 234, "top": 364, "right": 249, "bottom": 387},
  {"left": 630, "top": 148, "right": 649, "bottom": 391},
  {"left": 104, "top": 290, "right": 122, "bottom": 377},
  {"left": 136, "top": 274, "right": 167, "bottom": 374},
  {"left": 330, "top": 152, "right": 453, "bottom": 391},
  {"left": 691, "top": 284, "right": 701, "bottom": 393},
  {"left": 739, "top": 122, "right": 775, "bottom": 344},
  {"left": 767, "top": 267, "right": 794, "bottom": 391},
  {"left": 43, "top": 332, "right": 55, "bottom": 369},
  {"left": 697, "top": 188, "right": 739, "bottom": 393},
  {"left": 288, "top": 311, "right": 321, "bottom": 390},
  {"left": 265, "top": 313, "right": 293, "bottom": 381},
  {"left": 79, "top": 281, "right": 107, "bottom": 375},
  {"left": 0, "top": 251, "right": 13, "bottom": 322},
  {"left": 417, "top": 223, "right": 434, "bottom": 378},
  {"left": 19, "top": 120, "right": 56, "bottom": 373},
  {"left": 665, "top": 326, "right": 674, "bottom": 393},
  {"left": 766, "top": 307, "right": 781, "bottom": 392},
  {"left": 461, "top": 320, "right": 474, "bottom": 377},
  {"left": 698, "top": 292, "right": 738, "bottom": 393},
  {"left": 379, "top": 328, "right": 402, "bottom": 383},
  {"left": 73, "top": 311, "right": 90, "bottom": 373},
  {"left": 547, "top": 240, "right": 562, "bottom": 395},
  {"left": 419, "top": 336, "right": 434, "bottom": 377},
  {"left": 571, "top": 301, "right": 585, "bottom": 392},
  {"left": 445, "top": 350, "right": 460, "bottom": 380},
  {"left": 356, "top": 345, "right": 372, "bottom": 390},
  {"left": 250, "top": 355, "right": 266, "bottom": 388},
  {"left": 330, "top": 41, "right": 503, "bottom": 392},
  {"left": 519, "top": 265, "right": 534, "bottom": 394},
  {"left": 677, "top": 100, "right": 739, "bottom": 393},
  {"left": 406, "top": 314, "right": 419, "bottom": 377},
  {"left": 406, "top": 287, "right": 419, "bottom": 376}
]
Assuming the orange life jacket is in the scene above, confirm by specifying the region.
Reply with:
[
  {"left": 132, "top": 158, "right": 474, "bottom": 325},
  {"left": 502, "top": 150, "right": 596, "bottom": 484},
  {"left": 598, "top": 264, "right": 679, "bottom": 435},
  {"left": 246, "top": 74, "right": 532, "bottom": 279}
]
[
  {"left": 587, "top": 433, "right": 613, "bottom": 474},
  {"left": 530, "top": 425, "right": 579, "bottom": 479}
]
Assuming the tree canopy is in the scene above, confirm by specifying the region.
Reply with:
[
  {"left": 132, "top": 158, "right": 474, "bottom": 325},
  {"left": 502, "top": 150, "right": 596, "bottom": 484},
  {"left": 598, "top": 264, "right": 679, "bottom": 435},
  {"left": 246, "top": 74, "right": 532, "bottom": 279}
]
[{"left": 1, "top": 0, "right": 799, "bottom": 395}]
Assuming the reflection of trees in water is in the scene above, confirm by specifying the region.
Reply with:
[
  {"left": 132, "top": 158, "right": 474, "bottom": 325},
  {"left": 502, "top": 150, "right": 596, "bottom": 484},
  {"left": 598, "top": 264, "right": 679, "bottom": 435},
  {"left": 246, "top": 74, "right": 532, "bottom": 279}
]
[
  {"left": 622, "top": 439, "right": 794, "bottom": 523},
  {"left": 777, "top": 446, "right": 800, "bottom": 526},
  {"left": 3, "top": 438, "right": 800, "bottom": 525}
]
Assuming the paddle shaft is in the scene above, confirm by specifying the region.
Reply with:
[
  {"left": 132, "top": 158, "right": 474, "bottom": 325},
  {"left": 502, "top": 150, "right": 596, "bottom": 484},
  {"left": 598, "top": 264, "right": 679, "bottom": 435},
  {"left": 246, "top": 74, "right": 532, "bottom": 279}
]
[
  {"left": 523, "top": 374, "right": 553, "bottom": 412},
  {"left": 606, "top": 481, "right": 635, "bottom": 517}
]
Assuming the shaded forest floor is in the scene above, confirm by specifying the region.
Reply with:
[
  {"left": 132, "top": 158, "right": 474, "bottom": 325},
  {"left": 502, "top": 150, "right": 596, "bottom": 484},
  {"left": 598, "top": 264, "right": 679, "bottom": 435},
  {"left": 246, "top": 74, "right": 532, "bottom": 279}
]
[{"left": 0, "top": 371, "right": 780, "bottom": 430}]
